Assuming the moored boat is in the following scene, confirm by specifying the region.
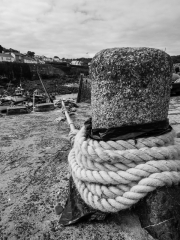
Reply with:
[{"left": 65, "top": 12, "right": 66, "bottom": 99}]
[{"left": 11, "top": 86, "right": 27, "bottom": 103}]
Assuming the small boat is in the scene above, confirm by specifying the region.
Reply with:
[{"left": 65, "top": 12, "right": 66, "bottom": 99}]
[
  {"left": 11, "top": 69, "right": 27, "bottom": 103},
  {"left": 31, "top": 89, "right": 47, "bottom": 104},
  {"left": 0, "top": 91, "right": 12, "bottom": 105},
  {"left": 1, "top": 95, "right": 12, "bottom": 101},
  {"left": 11, "top": 86, "right": 27, "bottom": 103}
]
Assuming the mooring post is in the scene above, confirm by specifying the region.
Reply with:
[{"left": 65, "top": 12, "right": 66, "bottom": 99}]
[
  {"left": 32, "top": 92, "right": 35, "bottom": 112},
  {"left": 66, "top": 47, "right": 180, "bottom": 239},
  {"left": 76, "top": 73, "right": 83, "bottom": 103},
  {"left": 87, "top": 47, "right": 180, "bottom": 239},
  {"left": 90, "top": 47, "right": 172, "bottom": 129}
]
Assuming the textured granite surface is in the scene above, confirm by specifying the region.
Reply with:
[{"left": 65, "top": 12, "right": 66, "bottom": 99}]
[
  {"left": 135, "top": 185, "right": 180, "bottom": 240},
  {"left": 90, "top": 47, "right": 173, "bottom": 129}
]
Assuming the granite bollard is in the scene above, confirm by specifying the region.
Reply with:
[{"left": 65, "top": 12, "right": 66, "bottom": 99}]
[
  {"left": 65, "top": 47, "right": 180, "bottom": 240},
  {"left": 88, "top": 47, "right": 180, "bottom": 239},
  {"left": 90, "top": 47, "right": 172, "bottom": 129}
]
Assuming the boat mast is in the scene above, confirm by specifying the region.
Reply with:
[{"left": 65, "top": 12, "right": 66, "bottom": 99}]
[
  {"left": 37, "top": 67, "right": 53, "bottom": 103},
  {"left": 7, "top": 70, "right": 13, "bottom": 92},
  {"left": 20, "top": 67, "right": 22, "bottom": 88},
  {"left": 7, "top": 79, "right": 11, "bottom": 92}
]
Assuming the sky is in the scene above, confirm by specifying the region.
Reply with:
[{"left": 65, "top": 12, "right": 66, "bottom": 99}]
[{"left": 0, "top": 0, "right": 180, "bottom": 58}]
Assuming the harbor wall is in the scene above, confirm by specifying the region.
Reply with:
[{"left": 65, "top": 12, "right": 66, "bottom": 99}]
[
  {"left": 0, "top": 62, "right": 65, "bottom": 82},
  {"left": 0, "top": 62, "right": 89, "bottom": 95}
]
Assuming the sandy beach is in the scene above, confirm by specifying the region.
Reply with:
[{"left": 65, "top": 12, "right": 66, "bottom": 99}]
[{"left": 0, "top": 95, "right": 180, "bottom": 240}]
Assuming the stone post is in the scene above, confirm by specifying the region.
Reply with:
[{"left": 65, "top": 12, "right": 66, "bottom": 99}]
[
  {"left": 89, "top": 48, "right": 180, "bottom": 240},
  {"left": 90, "top": 47, "right": 172, "bottom": 129}
]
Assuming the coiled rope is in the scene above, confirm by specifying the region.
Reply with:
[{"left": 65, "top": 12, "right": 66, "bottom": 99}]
[{"left": 68, "top": 126, "right": 180, "bottom": 212}]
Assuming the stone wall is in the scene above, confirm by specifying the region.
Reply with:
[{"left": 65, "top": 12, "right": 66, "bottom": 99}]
[
  {"left": 0, "top": 62, "right": 81, "bottom": 95},
  {"left": 0, "top": 62, "right": 64, "bottom": 83}
]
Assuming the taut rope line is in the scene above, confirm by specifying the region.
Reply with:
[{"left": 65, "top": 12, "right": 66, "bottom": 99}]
[{"left": 68, "top": 126, "right": 180, "bottom": 212}]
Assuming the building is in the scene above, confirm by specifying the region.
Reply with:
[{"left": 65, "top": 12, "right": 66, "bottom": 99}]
[
  {"left": 0, "top": 53, "right": 14, "bottom": 62},
  {"left": 46, "top": 57, "right": 53, "bottom": 62},
  {"left": 53, "top": 56, "right": 62, "bottom": 62},
  {"left": 34, "top": 55, "right": 45, "bottom": 64},
  {"left": 23, "top": 56, "right": 37, "bottom": 64},
  {"left": 70, "top": 60, "right": 83, "bottom": 66},
  {"left": 9, "top": 52, "right": 24, "bottom": 63},
  {"left": 43, "top": 56, "right": 53, "bottom": 63},
  {"left": 37, "top": 60, "right": 45, "bottom": 64}
]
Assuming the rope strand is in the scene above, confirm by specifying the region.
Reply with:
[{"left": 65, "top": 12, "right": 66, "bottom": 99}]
[{"left": 68, "top": 127, "right": 180, "bottom": 212}]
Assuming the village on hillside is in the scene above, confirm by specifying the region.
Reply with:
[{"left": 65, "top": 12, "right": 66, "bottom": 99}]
[{"left": 0, "top": 44, "right": 92, "bottom": 66}]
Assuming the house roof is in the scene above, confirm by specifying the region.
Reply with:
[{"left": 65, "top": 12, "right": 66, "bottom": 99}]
[
  {"left": 5, "top": 51, "right": 22, "bottom": 56},
  {"left": 13, "top": 52, "right": 22, "bottom": 56},
  {"left": 0, "top": 53, "right": 14, "bottom": 58}
]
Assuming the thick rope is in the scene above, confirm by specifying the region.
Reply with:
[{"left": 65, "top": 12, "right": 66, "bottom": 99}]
[{"left": 68, "top": 126, "right": 180, "bottom": 212}]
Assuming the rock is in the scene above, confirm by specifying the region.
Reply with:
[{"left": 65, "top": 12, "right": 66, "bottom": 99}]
[
  {"left": 69, "top": 112, "right": 76, "bottom": 116},
  {"left": 90, "top": 47, "right": 172, "bottom": 129},
  {"left": 64, "top": 99, "right": 78, "bottom": 108},
  {"left": 70, "top": 107, "right": 76, "bottom": 112},
  {"left": 45, "top": 147, "right": 58, "bottom": 154},
  {"left": 55, "top": 203, "right": 63, "bottom": 215},
  {"left": 135, "top": 185, "right": 180, "bottom": 240},
  {"left": 54, "top": 100, "right": 62, "bottom": 108},
  {"left": 176, "top": 132, "right": 180, "bottom": 138},
  {"left": 54, "top": 116, "right": 66, "bottom": 123}
]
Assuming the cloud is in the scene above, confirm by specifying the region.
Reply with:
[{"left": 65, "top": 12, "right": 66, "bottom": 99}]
[{"left": 0, "top": 0, "right": 180, "bottom": 57}]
